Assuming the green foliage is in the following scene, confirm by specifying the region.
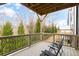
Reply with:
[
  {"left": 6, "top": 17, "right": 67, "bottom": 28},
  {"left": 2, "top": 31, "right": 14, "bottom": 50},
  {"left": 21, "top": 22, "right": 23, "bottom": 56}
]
[
  {"left": 2, "top": 21, "right": 13, "bottom": 36},
  {"left": 1, "top": 21, "right": 13, "bottom": 55},
  {"left": 0, "top": 22, "right": 28, "bottom": 55},
  {"left": 18, "top": 22, "right": 25, "bottom": 34},
  {"left": 35, "top": 16, "right": 40, "bottom": 33},
  {"left": 44, "top": 24, "right": 59, "bottom": 33}
]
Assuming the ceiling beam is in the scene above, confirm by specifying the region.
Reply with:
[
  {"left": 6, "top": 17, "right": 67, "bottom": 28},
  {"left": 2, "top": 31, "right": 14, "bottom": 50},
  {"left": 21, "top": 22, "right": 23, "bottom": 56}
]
[{"left": 22, "top": 3, "right": 79, "bottom": 15}]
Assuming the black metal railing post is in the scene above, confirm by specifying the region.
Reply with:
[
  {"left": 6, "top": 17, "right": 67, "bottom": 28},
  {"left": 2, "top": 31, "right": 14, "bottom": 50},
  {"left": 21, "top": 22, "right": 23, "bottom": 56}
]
[{"left": 29, "top": 34, "right": 31, "bottom": 47}]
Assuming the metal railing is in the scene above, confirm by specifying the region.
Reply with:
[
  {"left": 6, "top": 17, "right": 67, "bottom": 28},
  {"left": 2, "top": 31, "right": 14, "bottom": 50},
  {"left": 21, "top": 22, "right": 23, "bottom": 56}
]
[
  {"left": 0, "top": 33, "right": 79, "bottom": 56},
  {"left": 40, "top": 33, "right": 79, "bottom": 49},
  {"left": 0, "top": 33, "right": 52, "bottom": 56},
  {"left": 0, "top": 34, "right": 29, "bottom": 55},
  {"left": 51, "top": 33, "right": 79, "bottom": 49}
]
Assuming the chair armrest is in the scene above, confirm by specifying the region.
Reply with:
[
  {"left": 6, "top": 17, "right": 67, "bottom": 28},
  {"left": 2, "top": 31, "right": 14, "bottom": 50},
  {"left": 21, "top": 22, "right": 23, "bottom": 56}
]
[
  {"left": 49, "top": 46, "right": 58, "bottom": 50},
  {"left": 51, "top": 43, "right": 59, "bottom": 48}
]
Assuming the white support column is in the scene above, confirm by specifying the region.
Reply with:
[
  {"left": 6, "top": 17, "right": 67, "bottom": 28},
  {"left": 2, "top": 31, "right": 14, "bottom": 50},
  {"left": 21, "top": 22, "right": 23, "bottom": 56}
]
[{"left": 37, "top": 14, "right": 48, "bottom": 40}]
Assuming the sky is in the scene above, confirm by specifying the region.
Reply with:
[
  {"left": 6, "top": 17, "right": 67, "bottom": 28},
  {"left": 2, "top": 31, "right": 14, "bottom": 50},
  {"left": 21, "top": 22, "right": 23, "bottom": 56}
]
[
  {"left": 0, "top": 3, "right": 70, "bottom": 29},
  {"left": 45, "top": 8, "right": 69, "bottom": 29}
]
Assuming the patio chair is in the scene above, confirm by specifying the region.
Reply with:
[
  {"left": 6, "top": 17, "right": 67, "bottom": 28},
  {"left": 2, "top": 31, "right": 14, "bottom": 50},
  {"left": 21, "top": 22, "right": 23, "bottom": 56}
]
[
  {"left": 49, "top": 39, "right": 64, "bottom": 52},
  {"left": 49, "top": 39, "right": 64, "bottom": 55},
  {"left": 40, "top": 39, "right": 63, "bottom": 56}
]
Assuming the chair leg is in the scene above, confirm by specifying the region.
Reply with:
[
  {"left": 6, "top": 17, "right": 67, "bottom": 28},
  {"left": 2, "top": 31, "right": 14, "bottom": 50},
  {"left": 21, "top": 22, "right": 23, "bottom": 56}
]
[
  {"left": 59, "top": 51, "right": 62, "bottom": 56},
  {"left": 58, "top": 48, "right": 64, "bottom": 56}
]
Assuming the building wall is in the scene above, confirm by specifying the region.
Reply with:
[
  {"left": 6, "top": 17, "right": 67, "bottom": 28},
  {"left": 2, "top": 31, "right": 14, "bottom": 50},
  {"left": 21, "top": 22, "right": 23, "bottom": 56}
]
[
  {"left": 69, "top": 6, "right": 76, "bottom": 35},
  {"left": 68, "top": 6, "right": 78, "bottom": 48},
  {"left": 77, "top": 6, "right": 79, "bottom": 35}
]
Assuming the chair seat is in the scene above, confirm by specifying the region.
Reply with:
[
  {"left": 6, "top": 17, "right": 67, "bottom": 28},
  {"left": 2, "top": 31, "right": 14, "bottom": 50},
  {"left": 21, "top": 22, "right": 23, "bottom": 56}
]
[{"left": 41, "top": 50, "right": 56, "bottom": 56}]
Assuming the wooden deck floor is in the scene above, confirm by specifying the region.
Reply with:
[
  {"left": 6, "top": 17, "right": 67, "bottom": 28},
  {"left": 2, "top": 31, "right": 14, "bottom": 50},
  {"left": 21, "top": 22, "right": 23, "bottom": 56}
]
[
  {"left": 62, "top": 46, "right": 79, "bottom": 56},
  {"left": 8, "top": 41, "right": 79, "bottom": 56}
]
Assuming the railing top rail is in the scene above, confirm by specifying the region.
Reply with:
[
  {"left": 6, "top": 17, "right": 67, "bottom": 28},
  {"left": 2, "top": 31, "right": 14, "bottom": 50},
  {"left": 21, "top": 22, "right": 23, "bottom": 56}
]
[
  {"left": 42, "top": 33, "right": 79, "bottom": 37},
  {"left": 0, "top": 33, "right": 79, "bottom": 39},
  {"left": 0, "top": 33, "right": 42, "bottom": 39},
  {"left": 53, "top": 33, "right": 79, "bottom": 37},
  {"left": 0, "top": 34, "right": 28, "bottom": 39}
]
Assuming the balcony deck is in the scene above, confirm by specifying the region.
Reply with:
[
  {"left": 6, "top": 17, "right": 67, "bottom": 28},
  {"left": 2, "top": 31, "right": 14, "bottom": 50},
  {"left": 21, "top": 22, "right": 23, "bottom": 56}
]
[{"left": 8, "top": 40, "right": 79, "bottom": 56}]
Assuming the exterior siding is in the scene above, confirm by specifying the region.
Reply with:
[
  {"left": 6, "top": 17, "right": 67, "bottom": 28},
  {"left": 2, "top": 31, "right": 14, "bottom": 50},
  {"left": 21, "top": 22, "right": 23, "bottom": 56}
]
[
  {"left": 68, "top": 6, "right": 79, "bottom": 48},
  {"left": 69, "top": 6, "right": 77, "bottom": 48},
  {"left": 69, "top": 6, "right": 76, "bottom": 35}
]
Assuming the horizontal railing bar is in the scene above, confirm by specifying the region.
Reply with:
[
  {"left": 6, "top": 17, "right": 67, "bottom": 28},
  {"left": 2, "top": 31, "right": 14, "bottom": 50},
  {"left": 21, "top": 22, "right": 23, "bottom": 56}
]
[
  {"left": 0, "top": 33, "right": 79, "bottom": 39},
  {"left": 0, "top": 33, "right": 42, "bottom": 39},
  {"left": 0, "top": 34, "right": 28, "bottom": 39},
  {"left": 42, "top": 33, "right": 79, "bottom": 37}
]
